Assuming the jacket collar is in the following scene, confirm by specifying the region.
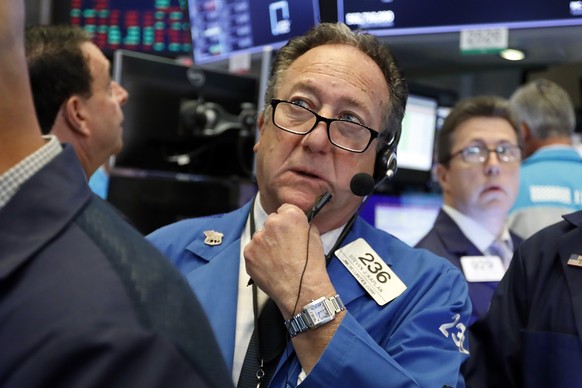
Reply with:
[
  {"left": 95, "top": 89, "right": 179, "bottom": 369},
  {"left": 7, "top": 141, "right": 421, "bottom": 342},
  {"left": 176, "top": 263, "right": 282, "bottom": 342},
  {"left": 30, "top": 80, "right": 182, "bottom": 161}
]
[
  {"left": 434, "top": 210, "right": 482, "bottom": 256},
  {"left": 0, "top": 146, "right": 90, "bottom": 280}
]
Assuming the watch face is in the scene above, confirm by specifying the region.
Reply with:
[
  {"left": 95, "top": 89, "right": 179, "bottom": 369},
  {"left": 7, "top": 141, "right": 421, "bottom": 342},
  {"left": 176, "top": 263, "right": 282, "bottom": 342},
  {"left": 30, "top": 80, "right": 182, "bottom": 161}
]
[{"left": 305, "top": 300, "right": 332, "bottom": 327}]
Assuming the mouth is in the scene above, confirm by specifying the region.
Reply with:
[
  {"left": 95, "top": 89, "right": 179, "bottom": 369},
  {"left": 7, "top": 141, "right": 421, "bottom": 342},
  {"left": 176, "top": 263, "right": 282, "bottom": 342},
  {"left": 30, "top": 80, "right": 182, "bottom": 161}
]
[
  {"left": 292, "top": 167, "right": 324, "bottom": 181},
  {"left": 483, "top": 185, "right": 504, "bottom": 194}
]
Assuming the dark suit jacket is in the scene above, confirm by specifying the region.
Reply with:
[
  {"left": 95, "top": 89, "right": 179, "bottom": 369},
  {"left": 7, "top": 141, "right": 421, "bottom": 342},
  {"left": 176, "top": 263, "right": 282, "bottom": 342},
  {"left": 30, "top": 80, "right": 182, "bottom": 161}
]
[
  {"left": 0, "top": 146, "right": 232, "bottom": 388},
  {"left": 463, "top": 211, "right": 582, "bottom": 388},
  {"left": 415, "top": 209, "right": 522, "bottom": 324}
]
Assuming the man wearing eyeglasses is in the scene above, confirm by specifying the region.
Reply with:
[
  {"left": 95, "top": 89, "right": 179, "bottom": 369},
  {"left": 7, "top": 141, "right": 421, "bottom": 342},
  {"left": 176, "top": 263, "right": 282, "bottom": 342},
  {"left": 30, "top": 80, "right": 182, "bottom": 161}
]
[
  {"left": 416, "top": 95, "right": 523, "bottom": 325},
  {"left": 149, "top": 23, "right": 471, "bottom": 388}
]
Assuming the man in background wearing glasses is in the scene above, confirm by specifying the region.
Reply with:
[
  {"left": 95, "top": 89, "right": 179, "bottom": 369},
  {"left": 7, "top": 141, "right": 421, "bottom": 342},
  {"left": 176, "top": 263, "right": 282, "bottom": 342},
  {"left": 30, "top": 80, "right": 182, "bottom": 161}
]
[
  {"left": 416, "top": 96, "right": 523, "bottom": 325},
  {"left": 149, "top": 22, "right": 471, "bottom": 388}
]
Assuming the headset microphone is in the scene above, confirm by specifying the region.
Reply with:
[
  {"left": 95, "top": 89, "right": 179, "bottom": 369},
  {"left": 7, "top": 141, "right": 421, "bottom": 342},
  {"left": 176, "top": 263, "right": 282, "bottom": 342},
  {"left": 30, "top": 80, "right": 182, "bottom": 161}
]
[{"left": 350, "top": 173, "right": 376, "bottom": 197}]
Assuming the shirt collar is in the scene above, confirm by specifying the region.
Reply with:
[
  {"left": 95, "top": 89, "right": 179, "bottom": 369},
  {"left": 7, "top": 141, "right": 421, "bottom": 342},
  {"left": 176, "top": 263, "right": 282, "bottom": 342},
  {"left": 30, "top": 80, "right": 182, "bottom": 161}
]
[
  {"left": 442, "top": 204, "right": 512, "bottom": 253},
  {"left": 0, "top": 135, "right": 61, "bottom": 210}
]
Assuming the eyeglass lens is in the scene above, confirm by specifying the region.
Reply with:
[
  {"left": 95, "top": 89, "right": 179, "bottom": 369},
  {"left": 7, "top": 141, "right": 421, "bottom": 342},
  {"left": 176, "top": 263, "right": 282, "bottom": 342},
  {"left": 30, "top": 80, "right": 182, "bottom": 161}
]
[
  {"left": 273, "top": 100, "right": 374, "bottom": 152},
  {"left": 462, "top": 145, "right": 521, "bottom": 163}
]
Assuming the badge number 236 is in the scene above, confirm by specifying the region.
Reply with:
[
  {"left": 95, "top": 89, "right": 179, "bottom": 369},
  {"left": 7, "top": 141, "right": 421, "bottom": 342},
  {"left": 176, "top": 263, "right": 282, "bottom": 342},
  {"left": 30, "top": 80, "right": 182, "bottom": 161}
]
[{"left": 359, "top": 253, "right": 391, "bottom": 283}]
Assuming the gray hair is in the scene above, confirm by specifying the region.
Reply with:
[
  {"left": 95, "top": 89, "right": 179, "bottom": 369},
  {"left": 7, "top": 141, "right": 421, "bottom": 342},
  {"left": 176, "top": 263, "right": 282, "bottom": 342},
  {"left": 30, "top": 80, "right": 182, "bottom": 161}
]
[
  {"left": 263, "top": 22, "right": 408, "bottom": 153},
  {"left": 509, "top": 78, "right": 576, "bottom": 139}
]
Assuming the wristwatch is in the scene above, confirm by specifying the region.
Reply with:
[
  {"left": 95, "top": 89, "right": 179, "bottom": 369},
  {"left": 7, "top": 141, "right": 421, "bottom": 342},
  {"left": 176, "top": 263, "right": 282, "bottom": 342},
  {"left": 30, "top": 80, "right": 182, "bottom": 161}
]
[{"left": 284, "top": 294, "right": 346, "bottom": 338}]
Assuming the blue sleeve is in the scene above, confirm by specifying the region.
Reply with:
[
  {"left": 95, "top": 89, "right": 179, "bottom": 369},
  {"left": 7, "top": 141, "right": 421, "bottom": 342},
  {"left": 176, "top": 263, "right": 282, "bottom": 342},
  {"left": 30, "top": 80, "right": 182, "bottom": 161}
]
[{"left": 290, "top": 267, "right": 471, "bottom": 387}]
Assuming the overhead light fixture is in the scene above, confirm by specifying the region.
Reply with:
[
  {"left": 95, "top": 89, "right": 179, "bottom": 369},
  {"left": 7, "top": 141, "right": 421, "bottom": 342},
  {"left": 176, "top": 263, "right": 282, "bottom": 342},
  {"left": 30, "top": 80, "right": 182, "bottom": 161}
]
[{"left": 499, "top": 48, "right": 525, "bottom": 61}]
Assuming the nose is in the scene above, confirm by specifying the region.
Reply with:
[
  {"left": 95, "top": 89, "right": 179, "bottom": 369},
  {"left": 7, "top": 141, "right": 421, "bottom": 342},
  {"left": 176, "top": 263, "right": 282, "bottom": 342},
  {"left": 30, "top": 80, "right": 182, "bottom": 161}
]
[
  {"left": 484, "top": 150, "right": 501, "bottom": 176},
  {"left": 113, "top": 81, "right": 129, "bottom": 105},
  {"left": 301, "top": 119, "right": 330, "bottom": 152}
]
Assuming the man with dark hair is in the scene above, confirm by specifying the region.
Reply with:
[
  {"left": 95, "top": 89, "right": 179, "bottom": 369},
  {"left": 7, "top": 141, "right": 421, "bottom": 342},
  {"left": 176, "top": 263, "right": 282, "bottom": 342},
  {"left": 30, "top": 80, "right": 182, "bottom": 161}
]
[
  {"left": 25, "top": 25, "right": 128, "bottom": 194},
  {"left": 0, "top": 2, "right": 230, "bottom": 387},
  {"left": 149, "top": 22, "right": 471, "bottom": 387},
  {"left": 416, "top": 96, "right": 523, "bottom": 324},
  {"left": 508, "top": 78, "right": 582, "bottom": 238}
]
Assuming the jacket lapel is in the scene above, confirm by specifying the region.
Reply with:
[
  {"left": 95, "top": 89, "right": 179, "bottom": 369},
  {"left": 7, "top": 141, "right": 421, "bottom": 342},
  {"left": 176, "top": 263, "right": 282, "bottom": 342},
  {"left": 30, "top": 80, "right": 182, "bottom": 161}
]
[
  {"left": 435, "top": 210, "right": 482, "bottom": 257},
  {"left": 182, "top": 203, "right": 251, "bottom": 369}
]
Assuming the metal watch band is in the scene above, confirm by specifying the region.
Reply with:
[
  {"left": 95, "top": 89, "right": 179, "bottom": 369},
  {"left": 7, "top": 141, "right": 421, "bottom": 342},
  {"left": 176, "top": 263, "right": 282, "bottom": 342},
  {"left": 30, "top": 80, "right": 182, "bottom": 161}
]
[
  {"left": 328, "top": 294, "right": 346, "bottom": 314},
  {"left": 284, "top": 294, "right": 346, "bottom": 338}
]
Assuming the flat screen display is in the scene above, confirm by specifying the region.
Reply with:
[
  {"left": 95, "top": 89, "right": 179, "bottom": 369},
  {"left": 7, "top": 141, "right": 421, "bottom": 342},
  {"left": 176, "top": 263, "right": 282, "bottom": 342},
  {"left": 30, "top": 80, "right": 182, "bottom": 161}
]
[
  {"left": 332, "top": 0, "right": 582, "bottom": 36},
  {"left": 360, "top": 192, "right": 442, "bottom": 246},
  {"left": 189, "top": 0, "right": 320, "bottom": 64},
  {"left": 51, "top": 0, "right": 192, "bottom": 56},
  {"left": 397, "top": 94, "right": 438, "bottom": 172},
  {"left": 382, "top": 93, "right": 438, "bottom": 189},
  {"left": 112, "top": 49, "right": 259, "bottom": 177}
]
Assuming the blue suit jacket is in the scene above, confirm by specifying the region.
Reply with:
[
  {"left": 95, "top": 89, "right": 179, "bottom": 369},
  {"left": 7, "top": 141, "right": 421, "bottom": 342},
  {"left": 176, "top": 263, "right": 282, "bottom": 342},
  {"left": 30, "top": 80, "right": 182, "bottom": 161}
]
[
  {"left": 464, "top": 211, "right": 582, "bottom": 387},
  {"left": 416, "top": 209, "right": 522, "bottom": 325},
  {"left": 149, "top": 202, "right": 472, "bottom": 387},
  {"left": 0, "top": 146, "right": 230, "bottom": 388}
]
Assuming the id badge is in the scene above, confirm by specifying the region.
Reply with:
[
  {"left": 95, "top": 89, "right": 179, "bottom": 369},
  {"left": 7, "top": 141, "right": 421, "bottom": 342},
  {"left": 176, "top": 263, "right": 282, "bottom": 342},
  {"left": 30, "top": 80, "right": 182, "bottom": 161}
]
[
  {"left": 460, "top": 255, "right": 505, "bottom": 282},
  {"left": 336, "top": 238, "right": 406, "bottom": 306}
]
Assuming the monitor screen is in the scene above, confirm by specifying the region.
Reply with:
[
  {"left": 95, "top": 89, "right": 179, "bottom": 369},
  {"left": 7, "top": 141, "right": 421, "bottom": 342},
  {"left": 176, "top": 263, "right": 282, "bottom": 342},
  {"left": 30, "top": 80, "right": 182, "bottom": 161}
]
[
  {"left": 397, "top": 94, "right": 437, "bottom": 172},
  {"left": 189, "top": 0, "right": 321, "bottom": 64},
  {"left": 332, "top": 0, "right": 582, "bottom": 36},
  {"left": 360, "top": 192, "right": 442, "bottom": 246},
  {"left": 112, "top": 49, "right": 259, "bottom": 177},
  {"left": 388, "top": 93, "right": 438, "bottom": 188},
  {"left": 51, "top": 0, "right": 192, "bottom": 57}
]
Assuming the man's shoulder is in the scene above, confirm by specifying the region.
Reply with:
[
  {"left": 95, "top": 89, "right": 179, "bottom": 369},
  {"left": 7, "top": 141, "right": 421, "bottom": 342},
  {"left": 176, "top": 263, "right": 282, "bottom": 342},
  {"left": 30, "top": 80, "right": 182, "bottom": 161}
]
[
  {"left": 510, "top": 211, "right": 582, "bottom": 272},
  {"left": 522, "top": 210, "right": 582, "bottom": 244},
  {"left": 147, "top": 204, "right": 250, "bottom": 250},
  {"left": 357, "top": 219, "right": 462, "bottom": 276},
  {"left": 522, "top": 148, "right": 582, "bottom": 171}
]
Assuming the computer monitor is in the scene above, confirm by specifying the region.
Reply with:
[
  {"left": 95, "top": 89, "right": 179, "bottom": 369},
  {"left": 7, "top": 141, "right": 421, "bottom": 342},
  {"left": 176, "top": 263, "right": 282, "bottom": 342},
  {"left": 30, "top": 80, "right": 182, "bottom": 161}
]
[
  {"left": 360, "top": 192, "right": 442, "bottom": 246},
  {"left": 112, "top": 49, "right": 259, "bottom": 177},
  {"left": 188, "top": 0, "right": 321, "bottom": 64},
  {"left": 327, "top": 0, "right": 582, "bottom": 36},
  {"left": 375, "top": 93, "right": 438, "bottom": 190},
  {"left": 394, "top": 93, "right": 438, "bottom": 182},
  {"left": 51, "top": 0, "right": 192, "bottom": 57}
]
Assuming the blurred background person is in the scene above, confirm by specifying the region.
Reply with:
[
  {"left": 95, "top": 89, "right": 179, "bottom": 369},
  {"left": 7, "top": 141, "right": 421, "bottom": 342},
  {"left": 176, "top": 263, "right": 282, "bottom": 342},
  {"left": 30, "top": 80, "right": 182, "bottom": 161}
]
[
  {"left": 25, "top": 24, "right": 128, "bottom": 197},
  {"left": 416, "top": 95, "right": 523, "bottom": 324},
  {"left": 0, "top": 3, "right": 230, "bottom": 387},
  {"left": 464, "top": 209, "right": 582, "bottom": 387},
  {"left": 508, "top": 78, "right": 582, "bottom": 239}
]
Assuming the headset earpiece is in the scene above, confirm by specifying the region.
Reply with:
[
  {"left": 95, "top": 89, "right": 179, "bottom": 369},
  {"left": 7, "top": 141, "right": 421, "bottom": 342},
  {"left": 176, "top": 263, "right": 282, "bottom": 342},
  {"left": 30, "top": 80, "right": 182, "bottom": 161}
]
[{"left": 373, "top": 146, "right": 397, "bottom": 183}]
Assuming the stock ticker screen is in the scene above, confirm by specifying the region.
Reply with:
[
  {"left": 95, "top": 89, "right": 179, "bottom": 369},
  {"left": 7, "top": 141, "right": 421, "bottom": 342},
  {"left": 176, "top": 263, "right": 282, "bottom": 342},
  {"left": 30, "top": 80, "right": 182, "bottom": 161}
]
[{"left": 52, "top": 0, "right": 192, "bottom": 57}]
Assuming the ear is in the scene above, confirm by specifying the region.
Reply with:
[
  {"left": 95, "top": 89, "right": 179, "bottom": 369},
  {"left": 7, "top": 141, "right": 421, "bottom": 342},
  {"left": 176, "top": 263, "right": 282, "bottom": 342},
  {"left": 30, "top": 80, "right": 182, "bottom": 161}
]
[
  {"left": 435, "top": 163, "right": 450, "bottom": 191},
  {"left": 253, "top": 111, "right": 266, "bottom": 153},
  {"left": 62, "top": 95, "right": 91, "bottom": 137}
]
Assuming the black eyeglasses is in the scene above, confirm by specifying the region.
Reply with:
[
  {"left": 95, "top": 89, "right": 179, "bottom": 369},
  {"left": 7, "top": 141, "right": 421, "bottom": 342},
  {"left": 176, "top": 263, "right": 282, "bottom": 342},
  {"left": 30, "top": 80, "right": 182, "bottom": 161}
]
[
  {"left": 270, "top": 99, "right": 380, "bottom": 153},
  {"left": 445, "top": 144, "right": 522, "bottom": 164}
]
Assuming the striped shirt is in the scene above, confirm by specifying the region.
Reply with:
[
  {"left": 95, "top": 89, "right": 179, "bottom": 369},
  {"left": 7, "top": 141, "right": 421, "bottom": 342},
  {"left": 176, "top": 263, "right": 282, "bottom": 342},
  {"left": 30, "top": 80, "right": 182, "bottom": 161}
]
[{"left": 0, "top": 135, "right": 62, "bottom": 209}]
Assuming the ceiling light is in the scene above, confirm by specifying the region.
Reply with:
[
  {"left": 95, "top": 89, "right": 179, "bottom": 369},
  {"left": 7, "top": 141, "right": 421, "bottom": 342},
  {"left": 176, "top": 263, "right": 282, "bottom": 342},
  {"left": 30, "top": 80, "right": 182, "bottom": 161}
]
[{"left": 500, "top": 48, "right": 525, "bottom": 61}]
